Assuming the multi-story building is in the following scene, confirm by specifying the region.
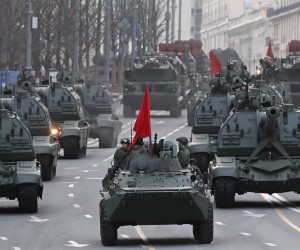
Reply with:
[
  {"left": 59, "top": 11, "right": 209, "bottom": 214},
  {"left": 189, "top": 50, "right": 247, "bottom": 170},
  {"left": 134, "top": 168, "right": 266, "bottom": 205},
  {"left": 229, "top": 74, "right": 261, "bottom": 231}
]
[{"left": 267, "top": 0, "right": 300, "bottom": 58}]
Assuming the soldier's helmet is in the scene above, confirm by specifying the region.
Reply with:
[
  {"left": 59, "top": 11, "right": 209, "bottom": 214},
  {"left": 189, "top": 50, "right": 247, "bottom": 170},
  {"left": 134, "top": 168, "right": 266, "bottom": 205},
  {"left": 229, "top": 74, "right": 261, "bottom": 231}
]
[
  {"left": 120, "top": 138, "right": 130, "bottom": 145},
  {"left": 176, "top": 136, "right": 189, "bottom": 146}
]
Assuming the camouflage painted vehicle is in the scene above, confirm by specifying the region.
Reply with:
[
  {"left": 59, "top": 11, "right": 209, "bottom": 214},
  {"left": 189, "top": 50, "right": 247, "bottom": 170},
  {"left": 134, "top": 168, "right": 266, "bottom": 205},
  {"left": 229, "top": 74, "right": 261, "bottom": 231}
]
[
  {"left": 36, "top": 70, "right": 90, "bottom": 159},
  {"left": 99, "top": 140, "right": 213, "bottom": 246},
  {"left": 123, "top": 54, "right": 184, "bottom": 117},
  {"left": 74, "top": 80, "right": 122, "bottom": 148},
  {"left": 1, "top": 70, "right": 60, "bottom": 181},
  {"left": 209, "top": 89, "right": 300, "bottom": 208},
  {"left": 0, "top": 101, "right": 43, "bottom": 213}
]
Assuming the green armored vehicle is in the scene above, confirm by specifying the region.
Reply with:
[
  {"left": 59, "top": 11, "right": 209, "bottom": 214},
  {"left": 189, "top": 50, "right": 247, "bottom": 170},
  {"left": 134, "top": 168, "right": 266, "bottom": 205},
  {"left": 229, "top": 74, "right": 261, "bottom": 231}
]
[
  {"left": 74, "top": 80, "right": 122, "bottom": 148},
  {"left": 0, "top": 101, "right": 43, "bottom": 212},
  {"left": 99, "top": 140, "right": 213, "bottom": 246},
  {"left": 1, "top": 70, "right": 60, "bottom": 181},
  {"left": 209, "top": 89, "right": 300, "bottom": 208},
  {"left": 36, "top": 70, "right": 90, "bottom": 159},
  {"left": 123, "top": 54, "right": 184, "bottom": 117}
]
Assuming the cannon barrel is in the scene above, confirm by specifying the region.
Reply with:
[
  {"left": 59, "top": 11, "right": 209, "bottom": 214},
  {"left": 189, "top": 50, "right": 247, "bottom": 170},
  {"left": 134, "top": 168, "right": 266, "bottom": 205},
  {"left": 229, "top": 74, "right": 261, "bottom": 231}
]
[{"left": 264, "top": 107, "right": 280, "bottom": 135}]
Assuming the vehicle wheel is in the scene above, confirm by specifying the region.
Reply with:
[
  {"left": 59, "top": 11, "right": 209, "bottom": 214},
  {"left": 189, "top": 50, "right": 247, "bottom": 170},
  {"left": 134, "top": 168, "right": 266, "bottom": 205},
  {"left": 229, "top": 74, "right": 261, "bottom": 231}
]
[
  {"left": 99, "top": 129, "right": 116, "bottom": 148},
  {"left": 99, "top": 200, "right": 117, "bottom": 246},
  {"left": 193, "top": 202, "right": 213, "bottom": 244},
  {"left": 37, "top": 155, "right": 53, "bottom": 181},
  {"left": 214, "top": 178, "right": 235, "bottom": 208},
  {"left": 170, "top": 106, "right": 181, "bottom": 117},
  {"left": 18, "top": 184, "right": 38, "bottom": 213},
  {"left": 193, "top": 154, "right": 210, "bottom": 174},
  {"left": 63, "top": 136, "right": 80, "bottom": 159},
  {"left": 123, "top": 105, "right": 135, "bottom": 118},
  {"left": 187, "top": 104, "right": 196, "bottom": 126}
]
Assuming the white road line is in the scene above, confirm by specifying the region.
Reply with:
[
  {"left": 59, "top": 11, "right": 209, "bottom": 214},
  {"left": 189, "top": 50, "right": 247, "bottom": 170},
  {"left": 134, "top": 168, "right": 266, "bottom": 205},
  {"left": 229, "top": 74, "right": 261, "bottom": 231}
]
[
  {"left": 87, "top": 139, "right": 98, "bottom": 145},
  {"left": 240, "top": 232, "right": 251, "bottom": 236},
  {"left": 161, "top": 123, "right": 187, "bottom": 139},
  {"left": 63, "top": 167, "right": 78, "bottom": 170},
  {"left": 215, "top": 221, "right": 226, "bottom": 226},
  {"left": 85, "top": 215, "right": 92, "bottom": 219},
  {"left": 85, "top": 177, "right": 103, "bottom": 180},
  {"left": 272, "top": 194, "right": 300, "bottom": 213},
  {"left": 68, "top": 194, "right": 74, "bottom": 197},
  {"left": 120, "top": 234, "right": 130, "bottom": 238},
  {"left": 13, "top": 247, "right": 21, "bottom": 250},
  {"left": 69, "top": 184, "right": 74, "bottom": 188},
  {"left": 120, "top": 128, "right": 131, "bottom": 134},
  {"left": 92, "top": 164, "right": 98, "bottom": 167},
  {"left": 103, "top": 155, "right": 113, "bottom": 162},
  {"left": 81, "top": 170, "right": 99, "bottom": 173},
  {"left": 74, "top": 176, "right": 80, "bottom": 180},
  {"left": 265, "top": 243, "right": 277, "bottom": 247},
  {"left": 0, "top": 237, "right": 8, "bottom": 240},
  {"left": 73, "top": 204, "right": 80, "bottom": 208}
]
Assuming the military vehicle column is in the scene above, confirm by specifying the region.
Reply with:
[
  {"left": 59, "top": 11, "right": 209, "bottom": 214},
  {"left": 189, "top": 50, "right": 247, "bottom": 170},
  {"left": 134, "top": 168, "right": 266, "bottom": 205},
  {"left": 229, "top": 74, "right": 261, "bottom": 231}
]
[{"left": 1, "top": 70, "right": 60, "bottom": 181}]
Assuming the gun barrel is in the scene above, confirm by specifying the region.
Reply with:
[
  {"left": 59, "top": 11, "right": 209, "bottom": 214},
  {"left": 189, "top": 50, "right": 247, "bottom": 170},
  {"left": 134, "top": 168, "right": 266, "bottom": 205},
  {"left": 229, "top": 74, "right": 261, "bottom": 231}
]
[{"left": 264, "top": 107, "right": 280, "bottom": 135}]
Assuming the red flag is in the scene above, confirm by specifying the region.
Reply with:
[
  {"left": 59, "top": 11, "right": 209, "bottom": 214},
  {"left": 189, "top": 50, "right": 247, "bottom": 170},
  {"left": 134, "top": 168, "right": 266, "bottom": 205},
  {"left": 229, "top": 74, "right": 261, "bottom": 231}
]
[
  {"left": 209, "top": 51, "right": 223, "bottom": 74},
  {"left": 129, "top": 84, "right": 152, "bottom": 150},
  {"left": 267, "top": 42, "right": 274, "bottom": 58}
]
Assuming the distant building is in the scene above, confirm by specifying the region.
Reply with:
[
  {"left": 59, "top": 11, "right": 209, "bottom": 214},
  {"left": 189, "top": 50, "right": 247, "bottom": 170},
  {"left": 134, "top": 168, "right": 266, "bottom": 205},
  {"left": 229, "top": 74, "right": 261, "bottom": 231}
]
[{"left": 267, "top": 0, "right": 300, "bottom": 58}]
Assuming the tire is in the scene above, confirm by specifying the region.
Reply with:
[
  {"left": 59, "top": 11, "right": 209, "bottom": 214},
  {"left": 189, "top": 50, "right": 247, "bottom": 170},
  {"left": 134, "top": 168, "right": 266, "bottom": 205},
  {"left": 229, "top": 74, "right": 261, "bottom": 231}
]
[
  {"left": 193, "top": 202, "right": 213, "bottom": 244},
  {"left": 123, "top": 105, "right": 135, "bottom": 118},
  {"left": 193, "top": 154, "right": 210, "bottom": 174},
  {"left": 214, "top": 178, "right": 235, "bottom": 208},
  {"left": 98, "top": 129, "right": 116, "bottom": 148},
  {"left": 99, "top": 200, "right": 117, "bottom": 246},
  {"left": 37, "top": 155, "right": 54, "bottom": 181},
  {"left": 63, "top": 136, "right": 80, "bottom": 159},
  {"left": 18, "top": 184, "right": 38, "bottom": 213}
]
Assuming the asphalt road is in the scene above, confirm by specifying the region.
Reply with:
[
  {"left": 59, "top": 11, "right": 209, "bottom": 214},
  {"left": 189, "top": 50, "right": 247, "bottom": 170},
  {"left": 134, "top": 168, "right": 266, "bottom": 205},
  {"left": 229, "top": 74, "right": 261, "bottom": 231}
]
[{"left": 1, "top": 101, "right": 300, "bottom": 250}]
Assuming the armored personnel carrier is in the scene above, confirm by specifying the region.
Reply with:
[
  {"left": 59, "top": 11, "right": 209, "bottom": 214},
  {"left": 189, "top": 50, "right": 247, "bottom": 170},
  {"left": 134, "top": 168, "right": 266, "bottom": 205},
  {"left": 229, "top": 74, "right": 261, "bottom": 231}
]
[
  {"left": 1, "top": 70, "right": 60, "bottom": 181},
  {"left": 0, "top": 101, "right": 43, "bottom": 212},
  {"left": 209, "top": 89, "right": 300, "bottom": 208},
  {"left": 74, "top": 80, "right": 122, "bottom": 148},
  {"left": 123, "top": 54, "right": 184, "bottom": 117},
  {"left": 36, "top": 70, "right": 90, "bottom": 159},
  {"left": 99, "top": 140, "right": 213, "bottom": 246}
]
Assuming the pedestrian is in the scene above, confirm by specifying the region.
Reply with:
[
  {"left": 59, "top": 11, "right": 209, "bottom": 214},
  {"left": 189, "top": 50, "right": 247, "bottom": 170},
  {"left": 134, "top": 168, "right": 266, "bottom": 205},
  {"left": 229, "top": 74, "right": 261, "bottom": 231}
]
[
  {"left": 176, "top": 137, "right": 190, "bottom": 168},
  {"left": 113, "top": 138, "right": 130, "bottom": 170}
]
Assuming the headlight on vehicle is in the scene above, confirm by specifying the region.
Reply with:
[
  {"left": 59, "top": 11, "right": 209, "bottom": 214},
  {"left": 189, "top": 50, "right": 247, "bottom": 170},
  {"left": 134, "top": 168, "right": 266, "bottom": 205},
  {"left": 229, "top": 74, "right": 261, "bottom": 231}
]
[
  {"left": 108, "top": 183, "right": 120, "bottom": 194},
  {"left": 51, "top": 127, "right": 61, "bottom": 136},
  {"left": 193, "top": 180, "right": 206, "bottom": 194}
]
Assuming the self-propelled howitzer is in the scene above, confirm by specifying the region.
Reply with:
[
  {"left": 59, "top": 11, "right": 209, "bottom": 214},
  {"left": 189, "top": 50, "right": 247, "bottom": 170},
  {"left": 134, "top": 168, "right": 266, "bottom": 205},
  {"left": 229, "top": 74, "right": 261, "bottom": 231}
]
[
  {"left": 74, "top": 80, "right": 122, "bottom": 148},
  {"left": 209, "top": 103, "right": 300, "bottom": 208},
  {"left": 0, "top": 101, "right": 43, "bottom": 213},
  {"left": 1, "top": 73, "right": 60, "bottom": 181},
  {"left": 36, "top": 76, "right": 90, "bottom": 159}
]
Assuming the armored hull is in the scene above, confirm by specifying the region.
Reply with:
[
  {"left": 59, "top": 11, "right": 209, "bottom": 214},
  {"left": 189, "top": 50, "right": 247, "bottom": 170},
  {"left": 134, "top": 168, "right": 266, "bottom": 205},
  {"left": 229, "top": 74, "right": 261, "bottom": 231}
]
[{"left": 100, "top": 141, "right": 213, "bottom": 246}]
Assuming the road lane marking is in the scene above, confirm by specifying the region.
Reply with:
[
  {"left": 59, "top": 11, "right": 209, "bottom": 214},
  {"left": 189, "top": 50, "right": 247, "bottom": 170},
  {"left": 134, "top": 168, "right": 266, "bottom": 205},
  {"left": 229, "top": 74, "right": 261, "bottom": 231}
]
[
  {"left": 74, "top": 176, "right": 80, "bottom": 179},
  {"left": 120, "top": 234, "right": 130, "bottom": 238},
  {"left": 161, "top": 124, "right": 187, "bottom": 139},
  {"left": 69, "top": 184, "right": 74, "bottom": 188},
  {"left": 69, "top": 194, "right": 74, "bottom": 197},
  {"left": 85, "top": 177, "right": 103, "bottom": 180},
  {"left": 215, "top": 221, "right": 226, "bottom": 226},
  {"left": 261, "top": 193, "right": 300, "bottom": 233},
  {"left": 74, "top": 204, "right": 80, "bottom": 208},
  {"left": 240, "top": 232, "right": 251, "bottom": 236},
  {"left": 272, "top": 194, "right": 300, "bottom": 214},
  {"left": 85, "top": 215, "right": 92, "bottom": 219},
  {"left": 265, "top": 243, "right": 277, "bottom": 247},
  {"left": 134, "top": 226, "right": 155, "bottom": 250},
  {"left": 243, "top": 210, "right": 266, "bottom": 217},
  {"left": 64, "top": 241, "right": 90, "bottom": 247},
  {"left": 103, "top": 155, "right": 113, "bottom": 162},
  {"left": 0, "top": 237, "right": 8, "bottom": 240}
]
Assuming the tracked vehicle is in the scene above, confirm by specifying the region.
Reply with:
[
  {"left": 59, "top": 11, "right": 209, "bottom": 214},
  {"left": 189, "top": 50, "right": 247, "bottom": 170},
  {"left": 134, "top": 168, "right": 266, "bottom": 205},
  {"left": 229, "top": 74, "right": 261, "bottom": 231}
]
[
  {"left": 74, "top": 80, "right": 122, "bottom": 148},
  {"left": 209, "top": 88, "right": 300, "bottom": 208},
  {"left": 0, "top": 101, "right": 43, "bottom": 212},
  {"left": 36, "top": 70, "right": 90, "bottom": 159},
  {"left": 1, "top": 70, "right": 60, "bottom": 180},
  {"left": 99, "top": 139, "right": 213, "bottom": 246}
]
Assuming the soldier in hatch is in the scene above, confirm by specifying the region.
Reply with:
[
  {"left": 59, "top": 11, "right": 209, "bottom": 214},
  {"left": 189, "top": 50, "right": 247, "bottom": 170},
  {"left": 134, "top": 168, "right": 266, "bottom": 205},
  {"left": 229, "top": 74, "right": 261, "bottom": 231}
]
[
  {"left": 113, "top": 138, "right": 130, "bottom": 169},
  {"left": 176, "top": 137, "right": 190, "bottom": 168}
]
